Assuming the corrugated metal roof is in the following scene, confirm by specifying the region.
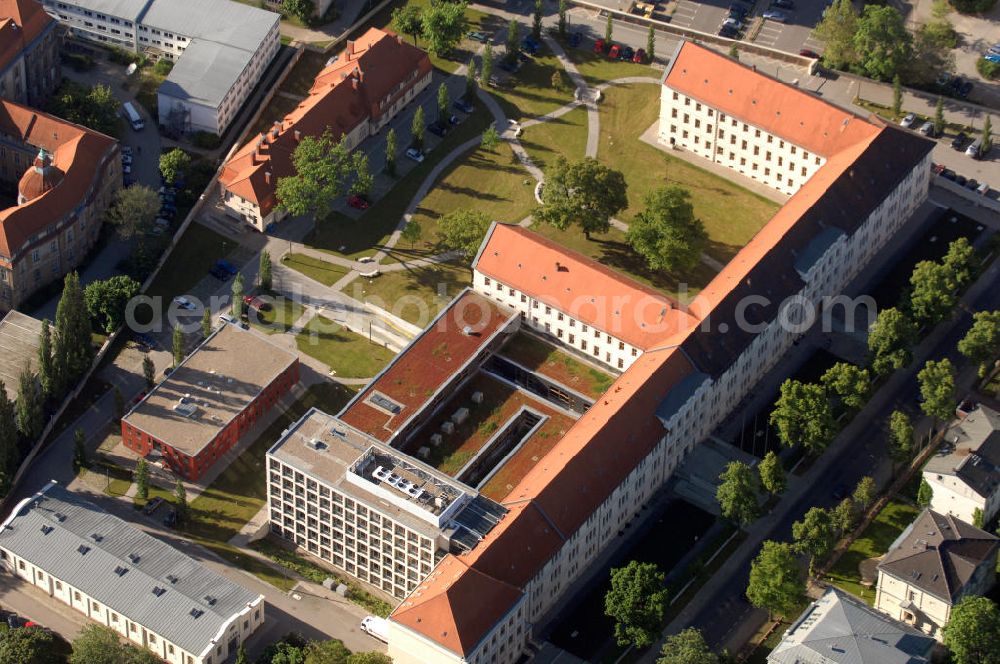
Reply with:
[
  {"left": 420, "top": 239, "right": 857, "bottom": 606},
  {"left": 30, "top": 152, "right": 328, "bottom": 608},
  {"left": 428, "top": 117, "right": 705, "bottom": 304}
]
[{"left": 0, "top": 483, "right": 263, "bottom": 656}]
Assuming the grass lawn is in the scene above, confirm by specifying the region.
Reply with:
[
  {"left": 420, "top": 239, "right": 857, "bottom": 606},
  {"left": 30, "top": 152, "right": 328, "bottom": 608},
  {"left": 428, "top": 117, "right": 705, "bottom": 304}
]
[
  {"left": 296, "top": 315, "right": 397, "bottom": 378},
  {"left": 307, "top": 99, "right": 494, "bottom": 260},
  {"left": 249, "top": 289, "right": 306, "bottom": 334},
  {"left": 490, "top": 52, "right": 576, "bottom": 122},
  {"left": 85, "top": 455, "right": 132, "bottom": 497},
  {"left": 278, "top": 49, "right": 329, "bottom": 98},
  {"left": 598, "top": 84, "right": 779, "bottom": 263},
  {"left": 520, "top": 105, "right": 588, "bottom": 171},
  {"left": 281, "top": 252, "right": 351, "bottom": 286},
  {"left": 359, "top": 260, "right": 472, "bottom": 326},
  {"left": 133, "top": 382, "right": 357, "bottom": 592},
  {"left": 249, "top": 93, "right": 302, "bottom": 138},
  {"left": 565, "top": 46, "right": 657, "bottom": 86},
  {"left": 500, "top": 331, "right": 614, "bottom": 399},
  {"left": 146, "top": 222, "right": 238, "bottom": 300},
  {"left": 826, "top": 500, "right": 920, "bottom": 604}
]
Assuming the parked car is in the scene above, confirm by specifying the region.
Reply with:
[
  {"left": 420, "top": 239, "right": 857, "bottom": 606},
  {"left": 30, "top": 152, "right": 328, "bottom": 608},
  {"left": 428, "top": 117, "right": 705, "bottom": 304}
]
[
  {"left": 955, "top": 174, "right": 968, "bottom": 187},
  {"left": 121, "top": 154, "right": 133, "bottom": 165},
  {"left": 958, "top": 79, "right": 973, "bottom": 98},
  {"left": 633, "top": 48, "right": 647, "bottom": 63},
  {"left": 427, "top": 120, "right": 448, "bottom": 137},
  {"left": 965, "top": 178, "right": 980, "bottom": 191},
  {"left": 985, "top": 53, "right": 1000, "bottom": 64},
  {"left": 122, "top": 164, "right": 131, "bottom": 175},
  {"left": 762, "top": 9, "right": 788, "bottom": 21},
  {"left": 498, "top": 58, "right": 520, "bottom": 73},
  {"left": 918, "top": 121, "right": 935, "bottom": 137},
  {"left": 209, "top": 266, "right": 229, "bottom": 281},
  {"left": 347, "top": 194, "right": 369, "bottom": 210},
  {"left": 941, "top": 168, "right": 958, "bottom": 180},
  {"left": 718, "top": 24, "right": 739, "bottom": 38},
  {"left": 728, "top": 2, "right": 749, "bottom": 17},
  {"left": 966, "top": 138, "right": 983, "bottom": 158},
  {"left": 728, "top": 6, "right": 746, "bottom": 19},
  {"left": 608, "top": 43, "right": 621, "bottom": 59},
  {"left": 173, "top": 296, "right": 195, "bottom": 310},
  {"left": 621, "top": 46, "right": 635, "bottom": 61},
  {"left": 568, "top": 32, "right": 582, "bottom": 47},
  {"left": 131, "top": 390, "right": 147, "bottom": 405},
  {"left": 466, "top": 30, "right": 489, "bottom": 43},
  {"left": 593, "top": 38, "right": 606, "bottom": 53},
  {"left": 405, "top": 147, "right": 425, "bottom": 163},
  {"left": 977, "top": 182, "right": 990, "bottom": 195},
  {"left": 219, "top": 312, "right": 236, "bottom": 325},
  {"left": 799, "top": 48, "right": 819, "bottom": 58},
  {"left": 448, "top": 113, "right": 461, "bottom": 125},
  {"left": 243, "top": 294, "right": 267, "bottom": 311},
  {"left": 163, "top": 509, "right": 178, "bottom": 528},
  {"left": 951, "top": 132, "right": 968, "bottom": 150},
  {"left": 6, "top": 614, "right": 22, "bottom": 629},
  {"left": 121, "top": 145, "right": 132, "bottom": 155},
  {"left": 135, "top": 333, "right": 156, "bottom": 349},
  {"left": 453, "top": 98, "right": 474, "bottom": 114},
  {"left": 216, "top": 259, "right": 238, "bottom": 276},
  {"left": 723, "top": 17, "right": 743, "bottom": 30},
  {"left": 899, "top": 113, "right": 916, "bottom": 129},
  {"left": 522, "top": 36, "right": 540, "bottom": 54},
  {"left": 143, "top": 497, "right": 164, "bottom": 515},
  {"left": 772, "top": 0, "right": 794, "bottom": 8}
]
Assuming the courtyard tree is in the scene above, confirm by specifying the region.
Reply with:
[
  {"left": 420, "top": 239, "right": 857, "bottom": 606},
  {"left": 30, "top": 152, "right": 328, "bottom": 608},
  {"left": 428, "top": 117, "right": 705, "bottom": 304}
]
[
  {"left": 105, "top": 185, "right": 160, "bottom": 239},
  {"left": 832, "top": 498, "right": 856, "bottom": 534},
  {"left": 481, "top": 42, "right": 494, "bottom": 86},
  {"left": 918, "top": 358, "right": 956, "bottom": 424},
  {"left": 656, "top": 628, "right": 718, "bottom": 664},
  {"left": 813, "top": 0, "right": 858, "bottom": 70},
  {"left": 436, "top": 209, "right": 490, "bottom": 258},
  {"left": 201, "top": 307, "right": 211, "bottom": 339},
  {"left": 558, "top": 0, "right": 568, "bottom": 37},
  {"left": 770, "top": 379, "right": 836, "bottom": 453},
  {"left": 282, "top": 0, "right": 315, "bottom": 24},
  {"left": 465, "top": 58, "right": 477, "bottom": 97},
  {"left": 0, "top": 621, "right": 65, "bottom": 664},
  {"left": 943, "top": 596, "right": 1000, "bottom": 664},
  {"left": 385, "top": 128, "right": 398, "bottom": 176},
  {"left": 647, "top": 24, "right": 656, "bottom": 62},
  {"left": 37, "top": 320, "right": 55, "bottom": 400},
  {"left": 892, "top": 75, "right": 902, "bottom": 118},
  {"left": 626, "top": 185, "right": 707, "bottom": 274},
  {"left": 302, "top": 638, "right": 350, "bottom": 663},
  {"left": 909, "top": 260, "right": 957, "bottom": 326},
  {"left": 401, "top": 220, "right": 423, "bottom": 249},
  {"left": 853, "top": 476, "right": 877, "bottom": 511},
  {"left": 716, "top": 460, "right": 759, "bottom": 528},
  {"left": 158, "top": 148, "right": 191, "bottom": 184},
  {"left": 506, "top": 18, "right": 520, "bottom": 64},
  {"left": 71, "top": 624, "right": 161, "bottom": 664},
  {"left": 944, "top": 237, "right": 976, "bottom": 291},
  {"left": 888, "top": 409, "right": 914, "bottom": 469},
  {"left": 481, "top": 124, "right": 500, "bottom": 150},
  {"left": 746, "top": 540, "right": 804, "bottom": 620},
  {"left": 758, "top": 450, "right": 786, "bottom": 496},
  {"left": 72, "top": 428, "right": 88, "bottom": 473},
  {"left": 852, "top": 5, "right": 912, "bottom": 81},
  {"left": 83, "top": 275, "right": 141, "bottom": 334},
  {"left": 421, "top": 1, "right": 467, "bottom": 57},
  {"left": 142, "top": 355, "right": 155, "bottom": 390},
  {"left": 0, "top": 387, "right": 16, "bottom": 491},
  {"left": 973, "top": 507, "right": 985, "bottom": 528},
  {"left": 535, "top": 156, "right": 628, "bottom": 239},
  {"left": 982, "top": 115, "right": 993, "bottom": 158},
  {"left": 792, "top": 507, "right": 837, "bottom": 575},
  {"left": 260, "top": 250, "right": 273, "bottom": 291},
  {"left": 411, "top": 106, "right": 425, "bottom": 150},
  {"left": 935, "top": 96, "right": 946, "bottom": 136},
  {"left": 350, "top": 153, "right": 373, "bottom": 198},
  {"left": 15, "top": 369, "right": 43, "bottom": 440},
  {"left": 958, "top": 310, "right": 1000, "bottom": 377},
  {"left": 437, "top": 82, "right": 450, "bottom": 122},
  {"left": 231, "top": 272, "right": 245, "bottom": 319},
  {"left": 918, "top": 477, "right": 934, "bottom": 507},
  {"left": 820, "top": 362, "right": 871, "bottom": 411},
  {"left": 391, "top": 5, "right": 423, "bottom": 45},
  {"left": 346, "top": 653, "right": 393, "bottom": 664},
  {"left": 135, "top": 457, "right": 149, "bottom": 501},
  {"left": 868, "top": 307, "right": 916, "bottom": 375},
  {"left": 174, "top": 478, "right": 188, "bottom": 524},
  {"left": 604, "top": 14, "right": 613, "bottom": 44},
  {"left": 275, "top": 130, "right": 357, "bottom": 219},
  {"left": 47, "top": 82, "right": 121, "bottom": 137},
  {"left": 54, "top": 272, "right": 93, "bottom": 383},
  {"left": 604, "top": 560, "right": 668, "bottom": 648},
  {"left": 532, "top": 0, "right": 543, "bottom": 40},
  {"left": 172, "top": 325, "right": 184, "bottom": 368}
]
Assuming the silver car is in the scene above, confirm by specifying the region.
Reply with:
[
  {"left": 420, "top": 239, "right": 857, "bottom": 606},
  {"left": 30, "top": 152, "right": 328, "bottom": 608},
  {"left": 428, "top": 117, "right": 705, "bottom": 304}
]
[{"left": 899, "top": 113, "right": 916, "bottom": 129}]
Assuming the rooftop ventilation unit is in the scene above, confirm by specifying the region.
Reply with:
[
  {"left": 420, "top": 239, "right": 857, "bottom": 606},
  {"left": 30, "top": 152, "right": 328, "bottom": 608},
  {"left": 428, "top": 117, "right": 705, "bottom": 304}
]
[
  {"left": 128, "top": 553, "right": 141, "bottom": 563},
  {"left": 39, "top": 525, "right": 53, "bottom": 535},
  {"left": 166, "top": 574, "right": 179, "bottom": 584},
  {"left": 305, "top": 438, "right": 327, "bottom": 451},
  {"left": 174, "top": 401, "right": 198, "bottom": 417}
]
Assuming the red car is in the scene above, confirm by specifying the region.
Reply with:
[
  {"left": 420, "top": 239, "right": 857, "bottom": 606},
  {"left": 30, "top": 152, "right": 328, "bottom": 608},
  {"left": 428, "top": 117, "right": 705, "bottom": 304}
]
[
  {"left": 608, "top": 44, "right": 621, "bottom": 59},
  {"left": 633, "top": 48, "right": 646, "bottom": 63},
  {"left": 131, "top": 391, "right": 147, "bottom": 405},
  {"left": 243, "top": 295, "right": 268, "bottom": 311},
  {"left": 593, "top": 38, "right": 605, "bottom": 54}
]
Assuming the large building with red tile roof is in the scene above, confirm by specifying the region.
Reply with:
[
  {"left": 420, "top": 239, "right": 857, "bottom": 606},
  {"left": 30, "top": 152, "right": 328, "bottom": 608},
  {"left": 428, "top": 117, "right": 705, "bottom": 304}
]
[
  {"left": 219, "top": 27, "right": 432, "bottom": 230},
  {"left": 0, "top": 99, "right": 120, "bottom": 311},
  {"left": 0, "top": 0, "right": 59, "bottom": 106},
  {"left": 380, "top": 41, "right": 934, "bottom": 664}
]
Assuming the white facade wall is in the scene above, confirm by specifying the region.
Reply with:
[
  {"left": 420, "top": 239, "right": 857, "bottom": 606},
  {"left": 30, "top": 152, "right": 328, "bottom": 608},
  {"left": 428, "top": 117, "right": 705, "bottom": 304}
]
[
  {"left": 875, "top": 570, "right": 952, "bottom": 639},
  {"left": 924, "top": 471, "right": 1000, "bottom": 526},
  {"left": 0, "top": 549, "right": 264, "bottom": 664},
  {"left": 267, "top": 456, "right": 438, "bottom": 599},
  {"left": 471, "top": 272, "right": 641, "bottom": 372},
  {"left": 657, "top": 85, "right": 826, "bottom": 197}
]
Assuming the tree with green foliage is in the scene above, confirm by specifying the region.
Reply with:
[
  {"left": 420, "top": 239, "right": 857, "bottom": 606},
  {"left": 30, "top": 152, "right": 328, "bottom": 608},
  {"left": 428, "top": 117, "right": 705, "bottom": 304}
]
[
  {"left": 943, "top": 595, "right": 1000, "bottom": 664},
  {"left": 935, "top": 96, "right": 945, "bottom": 136},
  {"left": 201, "top": 307, "right": 212, "bottom": 339},
  {"left": 792, "top": 507, "right": 837, "bottom": 574},
  {"left": 15, "top": 369, "right": 43, "bottom": 440},
  {"left": 729, "top": 43, "right": 739, "bottom": 60},
  {"left": 302, "top": 639, "right": 350, "bottom": 664},
  {"left": 54, "top": 272, "right": 94, "bottom": 383},
  {"left": 401, "top": 220, "right": 423, "bottom": 249},
  {"left": 437, "top": 82, "right": 450, "bottom": 122},
  {"left": 234, "top": 645, "right": 248, "bottom": 664},
  {"left": 231, "top": 272, "right": 245, "bottom": 319},
  {"left": 959, "top": 310, "right": 1000, "bottom": 377},
  {"left": 259, "top": 250, "right": 273, "bottom": 292},
  {"left": 853, "top": 6, "right": 912, "bottom": 81},
  {"left": 83, "top": 275, "right": 141, "bottom": 334},
  {"left": 46, "top": 81, "right": 121, "bottom": 137},
  {"left": 391, "top": 5, "right": 423, "bottom": 45},
  {"left": 832, "top": 498, "right": 856, "bottom": 534},
  {"left": 820, "top": 362, "right": 871, "bottom": 411},
  {"left": 910, "top": 260, "right": 957, "bottom": 327},
  {"left": 350, "top": 153, "right": 373, "bottom": 197},
  {"left": 758, "top": 450, "right": 786, "bottom": 496},
  {"left": 868, "top": 307, "right": 915, "bottom": 375},
  {"left": 551, "top": 70, "right": 566, "bottom": 91},
  {"left": 421, "top": 1, "right": 467, "bottom": 57},
  {"left": 944, "top": 237, "right": 976, "bottom": 291},
  {"left": 283, "top": 0, "right": 315, "bottom": 25},
  {"left": 482, "top": 42, "right": 494, "bottom": 86},
  {"left": 37, "top": 320, "right": 55, "bottom": 400},
  {"left": 481, "top": 124, "right": 500, "bottom": 150},
  {"left": 135, "top": 457, "right": 149, "bottom": 501},
  {"left": 917, "top": 477, "right": 934, "bottom": 507},
  {"left": 852, "top": 476, "right": 877, "bottom": 511},
  {"left": 982, "top": 115, "right": 993, "bottom": 157},
  {"left": 746, "top": 540, "right": 804, "bottom": 620},
  {"left": 506, "top": 18, "right": 520, "bottom": 64},
  {"left": 70, "top": 624, "right": 160, "bottom": 664},
  {"left": 918, "top": 358, "right": 956, "bottom": 424},
  {"left": 158, "top": 148, "right": 191, "bottom": 185},
  {"left": 716, "top": 460, "right": 759, "bottom": 527},
  {"left": 465, "top": 58, "right": 477, "bottom": 98},
  {"left": 532, "top": 0, "right": 542, "bottom": 40},
  {"left": 0, "top": 622, "right": 65, "bottom": 664},
  {"left": 814, "top": 0, "right": 858, "bottom": 70},
  {"left": 973, "top": 507, "right": 985, "bottom": 529},
  {"left": 627, "top": 185, "right": 707, "bottom": 274},
  {"left": 656, "top": 628, "right": 718, "bottom": 664},
  {"left": 142, "top": 355, "right": 155, "bottom": 390},
  {"left": 385, "top": 127, "right": 397, "bottom": 177},
  {"left": 172, "top": 325, "right": 184, "bottom": 368},
  {"left": 0, "top": 386, "right": 17, "bottom": 491},
  {"left": 535, "top": 156, "right": 628, "bottom": 239},
  {"left": 770, "top": 379, "right": 836, "bottom": 453},
  {"left": 604, "top": 560, "right": 668, "bottom": 648},
  {"left": 411, "top": 106, "right": 425, "bottom": 150},
  {"left": 174, "top": 478, "right": 188, "bottom": 524},
  {"left": 105, "top": 184, "right": 159, "bottom": 240},
  {"left": 275, "top": 130, "right": 358, "bottom": 219},
  {"left": 558, "top": 0, "right": 568, "bottom": 37},
  {"left": 888, "top": 410, "right": 914, "bottom": 468},
  {"left": 605, "top": 14, "right": 613, "bottom": 44},
  {"left": 892, "top": 75, "right": 902, "bottom": 118},
  {"left": 112, "top": 386, "right": 124, "bottom": 422},
  {"left": 436, "top": 209, "right": 491, "bottom": 258},
  {"left": 72, "top": 428, "right": 88, "bottom": 473},
  {"left": 647, "top": 24, "right": 656, "bottom": 63},
  {"left": 346, "top": 653, "right": 393, "bottom": 664}
]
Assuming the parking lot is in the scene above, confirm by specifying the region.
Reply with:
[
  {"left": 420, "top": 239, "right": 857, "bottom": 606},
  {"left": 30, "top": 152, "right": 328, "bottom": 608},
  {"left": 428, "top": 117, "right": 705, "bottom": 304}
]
[{"left": 749, "top": 0, "right": 829, "bottom": 55}]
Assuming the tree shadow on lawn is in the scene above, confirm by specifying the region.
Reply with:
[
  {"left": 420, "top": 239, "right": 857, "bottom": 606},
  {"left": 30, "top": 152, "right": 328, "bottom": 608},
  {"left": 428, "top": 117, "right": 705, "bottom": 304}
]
[
  {"left": 593, "top": 236, "right": 715, "bottom": 295},
  {"left": 704, "top": 238, "right": 743, "bottom": 266},
  {"left": 434, "top": 182, "right": 509, "bottom": 202}
]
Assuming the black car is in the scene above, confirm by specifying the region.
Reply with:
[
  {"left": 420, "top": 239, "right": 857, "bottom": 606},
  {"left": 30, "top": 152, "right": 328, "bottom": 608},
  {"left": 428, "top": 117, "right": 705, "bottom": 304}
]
[
  {"left": 209, "top": 266, "right": 229, "bottom": 281},
  {"left": 621, "top": 46, "right": 635, "bottom": 61},
  {"left": 427, "top": 120, "right": 448, "bottom": 137},
  {"left": 955, "top": 174, "right": 968, "bottom": 187},
  {"left": 941, "top": 169, "right": 957, "bottom": 181},
  {"left": 143, "top": 497, "right": 165, "bottom": 515},
  {"left": 6, "top": 614, "right": 21, "bottom": 629},
  {"left": 965, "top": 178, "right": 980, "bottom": 191},
  {"left": 718, "top": 24, "right": 739, "bottom": 38},
  {"left": 163, "top": 509, "right": 178, "bottom": 527},
  {"left": 951, "top": 132, "right": 968, "bottom": 150},
  {"left": 453, "top": 99, "right": 474, "bottom": 114},
  {"left": 959, "top": 80, "right": 973, "bottom": 98},
  {"left": 568, "top": 32, "right": 582, "bottom": 47},
  {"left": 771, "top": 0, "right": 794, "bottom": 7}
]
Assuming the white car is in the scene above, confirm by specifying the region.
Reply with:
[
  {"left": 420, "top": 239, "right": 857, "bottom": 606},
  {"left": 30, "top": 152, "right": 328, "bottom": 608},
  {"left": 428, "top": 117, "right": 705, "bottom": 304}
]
[
  {"left": 762, "top": 9, "right": 787, "bottom": 21},
  {"left": 405, "top": 147, "right": 425, "bottom": 163},
  {"left": 899, "top": 113, "right": 916, "bottom": 129},
  {"left": 173, "top": 296, "right": 195, "bottom": 310},
  {"left": 218, "top": 312, "right": 236, "bottom": 325},
  {"left": 122, "top": 154, "right": 133, "bottom": 165}
]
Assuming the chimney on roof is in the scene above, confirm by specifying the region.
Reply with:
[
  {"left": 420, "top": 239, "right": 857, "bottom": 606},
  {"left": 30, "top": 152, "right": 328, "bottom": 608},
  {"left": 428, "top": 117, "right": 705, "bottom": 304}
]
[
  {"left": 347, "top": 40, "right": 354, "bottom": 55},
  {"left": 294, "top": 129, "right": 301, "bottom": 142},
  {"left": 397, "top": 34, "right": 403, "bottom": 44},
  {"left": 352, "top": 78, "right": 359, "bottom": 91},
  {"left": 264, "top": 171, "right": 272, "bottom": 185}
]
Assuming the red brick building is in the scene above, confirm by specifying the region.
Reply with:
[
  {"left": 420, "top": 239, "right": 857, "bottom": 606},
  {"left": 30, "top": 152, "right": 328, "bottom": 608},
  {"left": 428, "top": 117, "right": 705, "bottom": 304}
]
[{"left": 121, "top": 324, "right": 299, "bottom": 481}]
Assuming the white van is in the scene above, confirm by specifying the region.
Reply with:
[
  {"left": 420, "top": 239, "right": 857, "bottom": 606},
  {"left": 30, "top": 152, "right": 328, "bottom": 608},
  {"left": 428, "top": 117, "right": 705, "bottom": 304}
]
[
  {"left": 360, "top": 616, "right": 389, "bottom": 643},
  {"left": 966, "top": 137, "right": 982, "bottom": 158},
  {"left": 122, "top": 101, "right": 144, "bottom": 131}
]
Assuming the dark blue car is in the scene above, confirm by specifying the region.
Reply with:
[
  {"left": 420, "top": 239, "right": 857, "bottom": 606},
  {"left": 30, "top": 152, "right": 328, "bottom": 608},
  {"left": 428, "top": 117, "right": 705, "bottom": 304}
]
[{"left": 215, "top": 259, "right": 238, "bottom": 276}]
